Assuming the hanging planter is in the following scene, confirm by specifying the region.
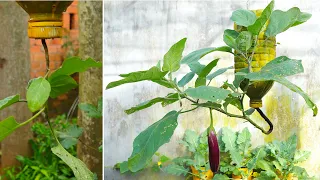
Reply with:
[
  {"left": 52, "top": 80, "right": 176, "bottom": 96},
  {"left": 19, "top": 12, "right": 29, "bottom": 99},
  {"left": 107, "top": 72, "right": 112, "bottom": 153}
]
[
  {"left": 16, "top": 1, "right": 73, "bottom": 39},
  {"left": 234, "top": 9, "right": 276, "bottom": 109}
]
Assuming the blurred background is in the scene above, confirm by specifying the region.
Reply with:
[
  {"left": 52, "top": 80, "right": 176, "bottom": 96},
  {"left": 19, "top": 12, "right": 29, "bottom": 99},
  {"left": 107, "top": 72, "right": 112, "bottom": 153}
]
[{"left": 104, "top": 0, "right": 320, "bottom": 179}]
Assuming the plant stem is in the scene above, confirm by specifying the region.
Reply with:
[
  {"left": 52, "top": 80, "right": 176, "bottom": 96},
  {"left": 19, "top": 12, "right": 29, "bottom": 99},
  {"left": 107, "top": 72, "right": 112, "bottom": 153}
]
[
  {"left": 180, "top": 106, "right": 199, "bottom": 114},
  {"left": 17, "top": 107, "right": 45, "bottom": 128},
  {"left": 41, "top": 39, "right": 50, "bottom": 73},
  {"left": 209, "top": 108, "right": 213, "bottom": 129}
]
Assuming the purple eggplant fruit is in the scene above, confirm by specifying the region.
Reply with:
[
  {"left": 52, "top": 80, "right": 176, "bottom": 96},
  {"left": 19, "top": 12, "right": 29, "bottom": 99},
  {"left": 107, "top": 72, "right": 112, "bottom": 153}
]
[{"left": 208, "top": 130, "right": 220, "bottom": 173}]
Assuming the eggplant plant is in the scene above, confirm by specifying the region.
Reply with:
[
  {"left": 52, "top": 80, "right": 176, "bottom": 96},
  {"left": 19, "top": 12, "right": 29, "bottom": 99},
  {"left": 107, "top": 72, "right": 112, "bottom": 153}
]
[
  {"left": 107, "top": 0, "right": 316, "bottom": 175},
  {"left": 0, "top": 40, "right": 101, "bottom": 179}
]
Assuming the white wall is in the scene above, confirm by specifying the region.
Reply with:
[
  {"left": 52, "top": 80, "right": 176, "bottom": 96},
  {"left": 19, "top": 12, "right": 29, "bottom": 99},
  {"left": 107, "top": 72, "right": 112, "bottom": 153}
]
[{"left": 103, "top": 1, "right": 320, "bottom": 179}]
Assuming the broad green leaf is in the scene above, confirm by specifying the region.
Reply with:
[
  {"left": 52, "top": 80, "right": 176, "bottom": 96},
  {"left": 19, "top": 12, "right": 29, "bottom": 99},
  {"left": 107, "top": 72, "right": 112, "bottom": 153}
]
[
  {"left": 292, "top": 166, "right": 310, "bottom": 179},
  {"left": 152, "top": 78, "right": 175, "bottom": 89},
  {"left": 0, "top": 116, "right": 19, "bottom": 142},
  {"left": 178, "top": 72, "right": 195, "bottom": 87},
  {"left": 163, "top": 164, "right": 189, "bottom": 176},
  {"left": 207, "top": 66, "right": 233, "bottom": 81},
  {"left": 265, "top": 7, "right": 311, "bottom": 37},
  {"left": 281, "top": 134, "right": 297, "bottom": 160},
  {"left": 162, "top": 38, "right": 187, "bottom": 72},
  {"left": 195, "top": 58, "right": 219, "bottom": 87},
  {"left": 0, "top": 95, "right": 20, "bottom": 111},
  {"left": 213, "top": 174, "right": 229, "bottom": 180},
  {"left": 49, "top": 57, "right": 102, "bottom": 80},
  {"left": 294, "top": 150, "right": 311, "bottom": 163},
  {"left": 56, "top": 125, "right": 83, "bottom": 149},
  {"left": 128, "top": 111, "right": 179, "bottom": 172},
  {"left": 79, "top": 103, "right": 102, "bottom": 118},
  {"left": 125, "top": 97, "right": 166, "bottom": 115},
  {"left": 27, "top": 77, "right": 51, "bottom": 112},
  {"left": 245, "top": 74, "right": 317, "bottom": 116},
  {"left": 189, "top": 62, "right": 206, "bottom": 75},
  {"left": 52, "top": 144, "right": 94, "bottom": 180},
  {"left": 236, "top": 31, "right": 252, "bottom": 51},
  {"left": 48, "top": 75, "right": 78, "bottom": 98},
  {"left": 185, "top": 86, "right": 230, "bottom": 103},
  {"left": 222, "top": 128, "right": 243, "bottom": 166},
  {"left": 181, "top": 46, "right": 232, "bottom": 65},
  {"left": 182, "top": 129, "right": 199, "bottom": 152},
  {"left": 106, "top": 67, "right": 167, "bottom": 89},
  {"left": 198, "top": 58, "right": 220, "bottom": 78},
  {"left": 257, "top": 56, "right": 303, "bottom": 77},
  {"left": 247, "top": 148, "right": 266, "bottom": 171},
  {"left": 223, "top": 29, "right": 239, "bottom": 49},
  {"left": 255, "top": 171, "right": 277, "bottom": 179},
  {"left": 233, "top": 68, "right": 249, "bottom": 88},
  {"left": 223, "top": 95, "right": 242, "bottom": 111},
  {"left": 161, "top": 93, "right": 181, "bottom": 107},
  {"left": 195, "top": 77, "right": 206, "bottom": 87},
  {"left": 237, "top": 127, "right": 251, "bottom": 154},
  {"left": 231, "top": 9, "right": 257, "bottom": 27},
  {"left": 230, "top": 150, "right": 243, "bottom": 167},
  {"left": 245, "top": 108, "right": 255, "bottom": 115},
  {"left": 248, "top": 0, "right": 274, "bottom": 35}
]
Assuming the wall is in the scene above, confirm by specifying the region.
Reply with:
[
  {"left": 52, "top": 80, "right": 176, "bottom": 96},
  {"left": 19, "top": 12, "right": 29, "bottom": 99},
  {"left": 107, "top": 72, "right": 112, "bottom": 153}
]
[{"left": 104, "top": 0, "right": 320, "bottom": 179}]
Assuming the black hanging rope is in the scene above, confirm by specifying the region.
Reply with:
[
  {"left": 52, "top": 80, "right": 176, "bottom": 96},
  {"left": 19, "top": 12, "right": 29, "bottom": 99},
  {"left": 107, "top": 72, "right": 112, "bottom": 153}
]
[{"left": 256, "top": 108, "right": 273, "bottom": 134}]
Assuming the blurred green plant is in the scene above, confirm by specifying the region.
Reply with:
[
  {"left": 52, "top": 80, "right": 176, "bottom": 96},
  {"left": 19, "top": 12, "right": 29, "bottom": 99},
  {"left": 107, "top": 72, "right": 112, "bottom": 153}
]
[{"left": 1, "top": 115, "right": 83, "bottom": 180}]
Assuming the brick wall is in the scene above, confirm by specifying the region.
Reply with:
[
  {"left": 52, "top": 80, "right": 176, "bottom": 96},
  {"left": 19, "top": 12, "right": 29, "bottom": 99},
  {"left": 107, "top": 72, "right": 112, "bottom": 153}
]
[{"left": 29, "top": 1, "right": 79, "bottom": 117}]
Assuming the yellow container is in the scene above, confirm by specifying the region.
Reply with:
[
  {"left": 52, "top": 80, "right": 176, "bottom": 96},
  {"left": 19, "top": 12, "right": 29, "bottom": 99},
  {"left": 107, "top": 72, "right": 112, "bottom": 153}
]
[
  {"left": 16, "top": 1, "right": 73, "bottom": 39},
  {"left": 190, "top": 166, "right": 214, "bottom": 180},
  {"left": 234, "top": 9, "right": 276, "bottom": 108}
]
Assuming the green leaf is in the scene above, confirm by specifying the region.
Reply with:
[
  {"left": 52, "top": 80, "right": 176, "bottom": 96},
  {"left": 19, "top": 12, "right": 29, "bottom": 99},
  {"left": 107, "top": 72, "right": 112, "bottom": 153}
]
[
  {"left": 247, "top": 148, "right": 266, "bottom": 171},
  {"left": 256, "top": 171, "right": 277, "bottom": 179},
  {"left": 248, "top": 0, "right": 274, "bottom": 35},
  {"left": 237, "top": 127, "right": 251, "bottom": 154},
  {"left": 128, "top": 111, "right": 179, "bottom": 172},
  {"left": 79, "top": 102, "right": 102, "bottom": 118},
  {"left": 236, "top": 31, "right": 252, "bottom": 51},
  {"left": 152, "top": 78, "right": 175, "bottom": 89},
  {"left": 0, "top": 95, "right": 20, "bottom": 111},
  {"left": 195, "top": 77, "right": 206, "bottom": 87},
  {"left": 233, "top": 68, "right": 249, "bottom": 88},
  {"left": 189, "top": 62, "right": 206, "bottom": 75},
  {"left": 207, "top": 66, "right": 233, "bottom": 81},
  {"left": 52, "top": 144, "right": 94, "bottom": 180},
  {"left": 223, "top": 29, "right": 239, "bottom": 49},
  {"left": 162, "top": 38, "right": 187, "bottom": 72},
  {"left": 182, "top": 129, "right": 199, "bottom": 152},
  {"left": 181, "top": 47, "right": 232, "bottom": 65},
  {"left": 27, "top": 77, "right": 51, "bottom": 112},
  {"left": 106, "top": 67, "right": 168, "bottom": 89},
  {"left": 125, "top": 97, "right": 165, "bottom": 115},
  {"left": 251, "top": 56, "right": 303, "bottom": 77},
  {"left": 48, "top": 75, "right": 78, "bottom": 98},
  {"left": 56, "top": 125, "right": 83, "bottom": 149},
  {"left": 213, "top": 174, "right": 229, "bottom": 180},
  {"left": 0, "top": 116, "right": 19, "bottom": 142},
  {"left": 161, "top": 93, "right": 181, "bottom": 107},
  {"left": 294, "top": 150, "right": 311, "bottom": 163},
  {"left": 231, "top": 9, "right": 257, "bottom": 27},
  {"left": 49, "top": 57, "right": 102, "bottom": 80},
  {"left": 222, "top": 128, "right": 243, "bottom": 166},
  {"left": 185, "top": 86, "right": 230, "bottom": 103},
  {"left": 245, "top": 108, "right": 255, "bottom": 115},
  {"left": 265, "top": 7, "right": 312, "bottom": 37},
  {"left": 163, "top": 164, "right": 189, "bottom": 176},
  {"left": 178, "top": 72, "right": 195, "bottom": 87},
  {"left": 223, "top": 95, "right": 242, "bottom": 111},
  {"left": 198, "top": 58, "right": 220, "bottom": 78},
  {"left": 245, "top": 57, "right": 317, "bottom": 116},
  {"left": 292, "top": 166, "right": 310, "bottom": 179},
  {"left": 246, "top": 74, "right": 317, "bottom": 116}
]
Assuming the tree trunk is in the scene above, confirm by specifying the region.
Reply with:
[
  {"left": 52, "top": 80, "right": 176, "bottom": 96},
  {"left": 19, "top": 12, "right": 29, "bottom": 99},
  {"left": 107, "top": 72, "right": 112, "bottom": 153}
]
[
  {"left": 0, "top": 2, "right": 32, "bottom": 171},
  {"left": 78, "top": 1, "right": 103, "bottom": 179}
]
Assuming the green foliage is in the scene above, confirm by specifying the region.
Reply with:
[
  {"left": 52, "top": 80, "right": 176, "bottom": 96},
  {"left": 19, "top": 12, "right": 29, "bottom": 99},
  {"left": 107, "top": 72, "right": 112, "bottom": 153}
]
[
  {"left": 162, "top": 38, "right": 187, "bottom": 72},
  {"left": 106, "top": 1, "right": 316, "bottom": 178},
  {"left": 0, "top": 56, "right": 101, "bottom": 179},
  {"left": 0, "top": 94, "right": 20, "bottom": 110},
  {"left": 78, "top": 98, "right": 103, "bottom": 118},
  {"left": 56, "top": 125, "right": 83, "bottom": 149},
  {"left": 1, "top": 115, "right": 77, "bottom": 180},
  {"left": 120, "top": 111, "right": 179, "bottom": 172},
  {"left": 27, "top": 77, "right": 51, "bottom": 112},
  {"left": 248, "top": 0, "right": 274, "bottom": 35},
  {"left": 231, "top": 9, "right": 257, "bottom": 27},
  {"left": 265, "top": 7, "right": 311, "bottom": 37}
]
